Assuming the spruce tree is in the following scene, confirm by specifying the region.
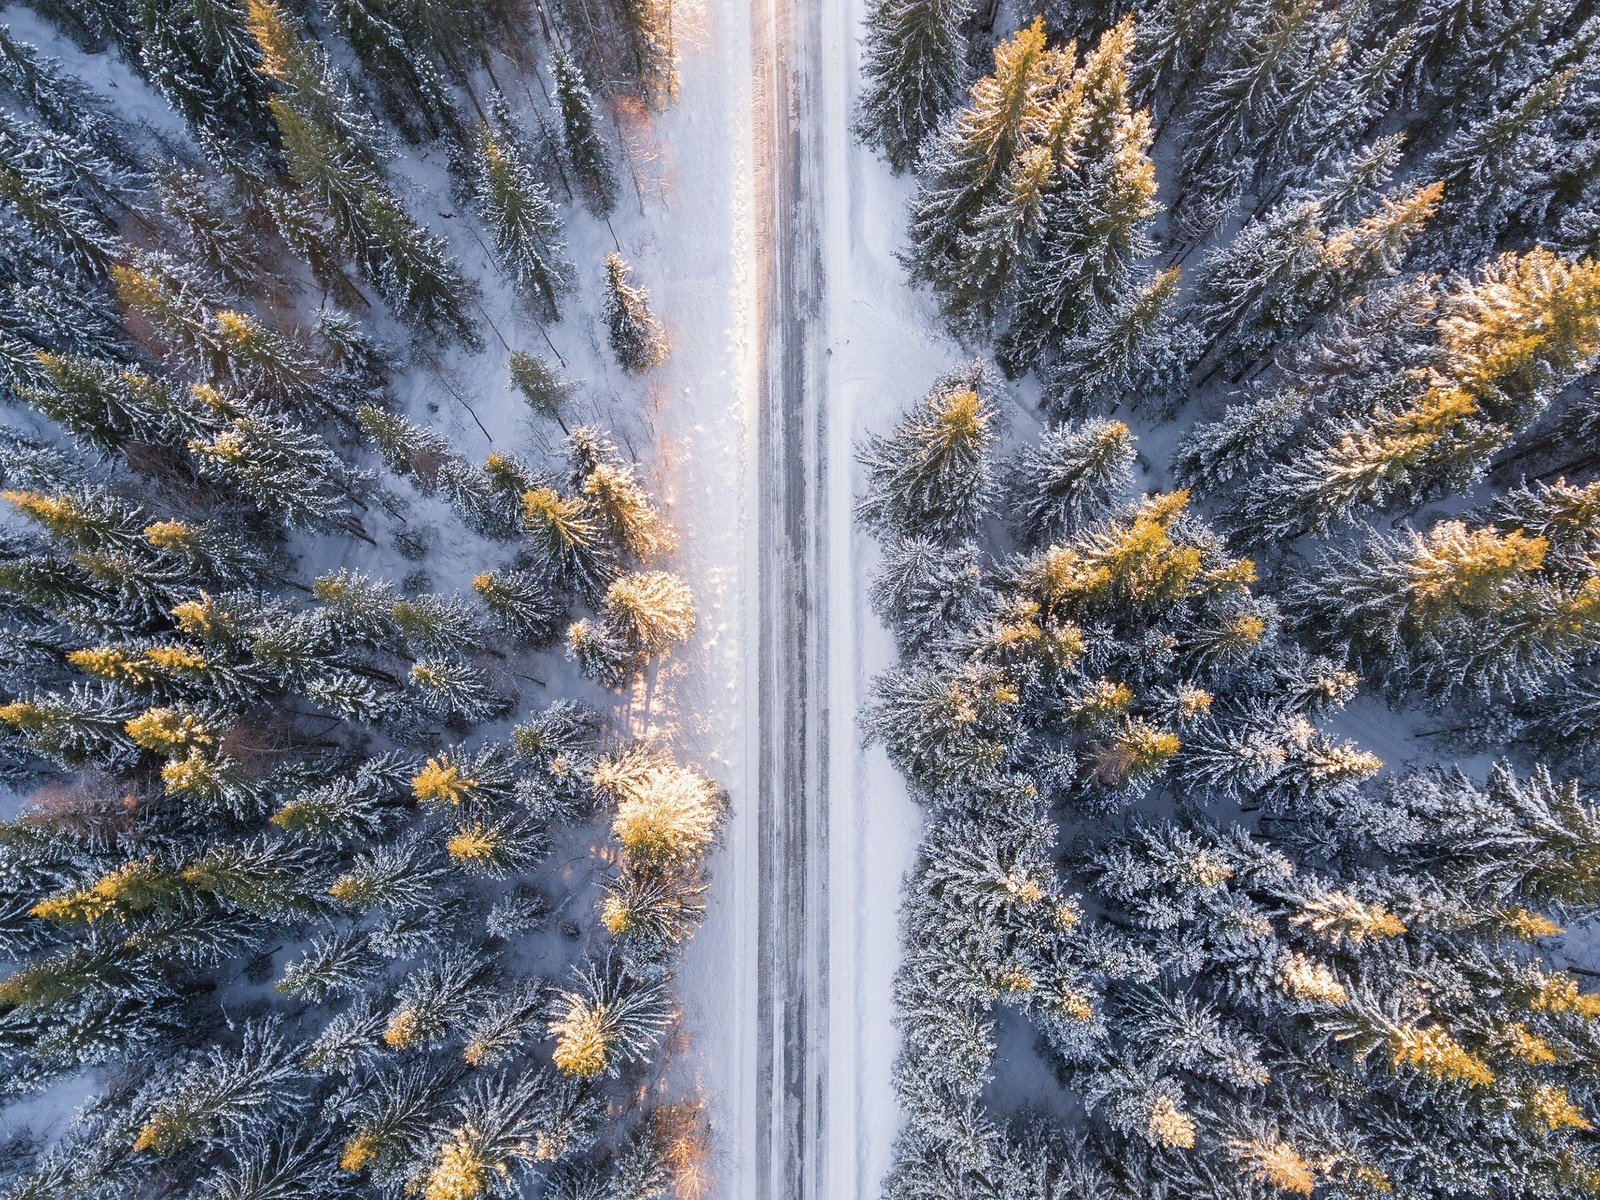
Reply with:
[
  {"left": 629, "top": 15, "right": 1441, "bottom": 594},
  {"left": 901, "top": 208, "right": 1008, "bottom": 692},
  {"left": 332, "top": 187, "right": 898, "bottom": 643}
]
[
  {"left": 856, "top": 361, "right": 999, "bottom": 542},
  {"left": 508, "top": 349, "right": 575, "bottom": 431},
  {"left": 602, "top": 252, "right": 668, "bottom": 374},
  {"left": 1002, "top": 418, "right": 1135, "bottom": 547},
  {"left": 905, "top": 19, "right": 1072, "bottom": 328},
  {"left": 855, "top": 0, "right": 976, "bottom": 172},
  {"left": 469, "top": 120, "right": 573, "bottom": 320},
  {"left": 550, "top": 47, "right": 617, "bottom": 216}
]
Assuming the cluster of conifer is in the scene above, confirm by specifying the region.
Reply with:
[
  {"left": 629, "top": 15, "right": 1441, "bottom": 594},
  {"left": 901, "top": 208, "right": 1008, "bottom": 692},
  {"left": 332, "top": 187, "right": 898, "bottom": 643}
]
[
  {"left": 858, "top": 1, "right": 1600, "bottom": 1196},
  {"left": 0, "top": 3, "right": 711, "bottom": 1199}
]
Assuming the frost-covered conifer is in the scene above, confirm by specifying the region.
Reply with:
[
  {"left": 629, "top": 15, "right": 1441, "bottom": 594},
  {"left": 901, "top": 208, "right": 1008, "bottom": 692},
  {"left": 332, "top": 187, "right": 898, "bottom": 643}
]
[
  {"left": 380, "top": 949, "right": 489, "bottom": 1051},
  {"left": 1300, "top": 515, "right": 1600, "bottom": 701},
  {"left": 602, "top": 865, "right": 707, "bottom": 973},
  {"left": 906, "top": 19, "right": 1069, "bottom": 309},
  {"left": 189, "top": 411, "right": 368, "bottom": 535},
  {"left": 327, "top": 0, "right": 457, "bottom": 141},
  {"left": 469, "top": 120, "right": 572, "bottom": 319},
  {"left": 461, "top": 979, "right": 547, "bottom": 1067},
  {"left": 135, "top": 0, "right": 274, "bottom": 146},
  {"left": 550, "top": 48, "right": 617, "bottom": 215},
  {"left": 1002, "top": 418, "right": 1135, "bottom": 547},
  {"left": 856, "top": 0, "right": 976, "bottom": 171},
  {"left": 548, "top": 956, "right": 670, "bottom": 1079},
  {"left": 857, "top": 361, "right": 999, "bottom": 541},
  {"left": 1043, "top": 266, "right": 1191, "bottom": 419},
  {"left": 276, "top": 928, "right": 382, "bottom": 1001},
  {"left": 472, "top": 567, "right": 566, "bottom": 647},
  {"left": 869, "top": 535, "right": 988, "bottom": 653},
  {"left": 602, "top": 252, "right": 668, "bottom": 374},
  {"left": 131, "top": 1024, "right": 303, "bottom": 1155},
  {"left": 593, "top": 746, "right": 724, "bottom": 868},
  {"left": 601, "top": 571, "right": 695, "bottom": 655},
  {"left": 1005, "top": 20, "right": 1159, "bottom": 371},
  {"left": 508, "top": 349, "right": 574, "bottom": 430}
]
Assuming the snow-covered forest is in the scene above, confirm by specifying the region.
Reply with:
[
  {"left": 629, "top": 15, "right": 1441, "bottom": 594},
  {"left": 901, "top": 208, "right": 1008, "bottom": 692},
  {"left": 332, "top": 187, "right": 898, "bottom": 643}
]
[
  {"left": 0, "top": 1, "right": 737, "bottom": 1198},
  {"left": 855, "top": 0, "right": 1600, "bottom": 1197},
  {"left": 2, "top": 0, "right": 1599, "bottom": 1196}
]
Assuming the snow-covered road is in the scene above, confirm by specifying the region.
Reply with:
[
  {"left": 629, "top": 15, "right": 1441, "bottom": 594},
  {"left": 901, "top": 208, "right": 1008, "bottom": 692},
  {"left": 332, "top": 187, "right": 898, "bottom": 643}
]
[
  {"left": 676, "top": 0, "right": 944, "bottom": 1193},
  {"left": 750, "top": 0, "right": 831, "bottom": 1196}
]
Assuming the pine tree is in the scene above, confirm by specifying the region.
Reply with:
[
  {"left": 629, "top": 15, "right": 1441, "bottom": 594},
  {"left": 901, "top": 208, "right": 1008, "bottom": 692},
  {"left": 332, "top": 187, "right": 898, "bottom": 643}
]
[
  {"left": 325, "top": 0, "right": 457, "bottom": 142},
  {"left": 470, "top": 120, "right": 572, "bottom": 319},
  {"left": 135, "top": 0, "right": 274, "bottom": 147},
  {"left": 444, "top": 817, "right": 548, "bottom": 878},
  {"left": 462, "top": 979, "right": 548, "bottom": 1067},
  {"left": 1006, "top": 19, "right": 1159, "bottom": 371},
  {"left": 548, "top": 956, "right": 670, "bottom": 1079},
  {"left": 1172, "top": 385, "right": 1305, "bottom": 494},
  {"left": 906, "top": 19, "right": 1070, "bottom": 302},
  {"left": 0, "top": 684, "right": 138, "bottom": 769},
  {"left": 249, "top": 0, "right": 476, "bottom": 344},
  {"left": 508, "top": 349, "right": 574, "bottom": 430},
  {"left": 408, "top": 657, "right": 510, "bottom": 723},
  {"left": 328, "top": 837, "right": 448, "bottom": 914},
  {"left": 13, "top": 355, "right": 192, "bottom": 457},
  {"left": 856, "top": 0, "right": 976, "bottom": 172},
  {"left": 416, "top": 1069, "right": 599, "bottom": 1198},
  {"left": 381, "top": 949, "right": 489, "bottom": 1051},
  {"left": 550, "top": 47, "right": 617, "bottom": 216},
  {"left": 593, "top": 746, "right": 724, "bottom": 868},
  {"left": 0, "top": 25, "right": 135, "bottom": 163},
  {"left": 603, "top": 253, "right": 668, "bottom": 374},
  {"left": 566, "top": 616, "right": 637, "bottom": 688},
  {"left": 0, "top": 141, "right": 122, "bottom": 279},
  {"left": 131, "top": 1024, "right": 303, "bottom": 1155},
  {"left": 357, "top": 188, "right": 479, "bottom": 345},
  {"left": 1190, "top": 196, "right": 1328, "bottom": 366},
  {"left": 864, "top": 659, "right": 1020, "bottom": 798},
  {"left": 601, "top": 571, "right": 695, "bottom": 655},
  {"left": 1425, "top": 67, "right": 1574, "bottom": 256},
  {"left": 1002, "top": 418, "right": 1135, "bottom": 547},
  {"left": 189, "top": 411, "right": 368, "bottom": 535},
  {"left": 1380, "top": 762, "right": 1600, "bottom": 914},
  {"left": 857, "top": 361, "right": 999, "bottom": 541},
  {"left": 276, "top": 928, "right": 382, "bottom": 1001},
  {"left": 394, "top": 590, "right": 491, "bottom": 658},
  {"left": 601, "top": 865, "right": 707, "bottom": 972},
  {"left": 1297, "top": 517, "right": 1590, "bottom": 699},
  {"left": 521, "top": 485, "right": 618, "bottom": 600},
  {"left": 472, "top": 568, "right": 566, "bottom": 647},
  {"left": 614, "top": 0, "right": 678, "bottom": 108}
]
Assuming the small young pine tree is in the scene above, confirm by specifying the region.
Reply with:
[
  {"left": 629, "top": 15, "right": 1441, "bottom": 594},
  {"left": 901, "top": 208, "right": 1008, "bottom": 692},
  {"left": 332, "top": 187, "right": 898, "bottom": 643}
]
[
  {"left": 602, "top": 253, "right": 668, "bottom": 374},
  {"left": 508, "top": 349, "right": 574, "bottom": 431}
]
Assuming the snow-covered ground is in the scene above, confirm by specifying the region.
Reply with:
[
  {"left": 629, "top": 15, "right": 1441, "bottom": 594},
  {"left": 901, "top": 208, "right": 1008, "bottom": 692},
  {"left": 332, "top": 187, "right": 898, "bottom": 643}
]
[{"left": 816, "top": 0, "right": 945, "bottom": 1191}]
